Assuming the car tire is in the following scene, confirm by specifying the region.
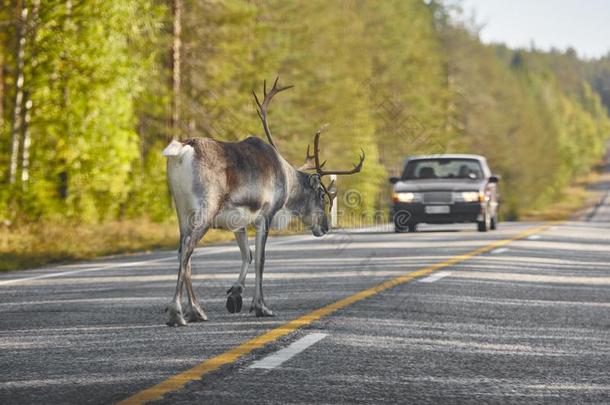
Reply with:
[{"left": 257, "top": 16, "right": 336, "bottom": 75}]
[
  {"left": 490, "top": 215, "right": 498, "bottom": 230},
  {"left": 394, "top": 224, "right": 407, "bottom": 233},
  {"left": 393, "top": 211, "right": 411, "bottom": 233},
  {"left": 477, "top": 212, "right": 490, "bottom": 232},
  {"left": 408, "top": 223, "right": 418, "bottom": 233}
]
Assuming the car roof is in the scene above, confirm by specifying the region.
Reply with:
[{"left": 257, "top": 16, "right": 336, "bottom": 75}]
[{"left": 405, "top": 154, "right": 486, "bottom": 161}]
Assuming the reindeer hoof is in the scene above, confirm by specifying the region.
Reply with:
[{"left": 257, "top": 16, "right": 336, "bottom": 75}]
[
  {"left": 186, "top": 304, "right": 208, "bottom": 322},
  {"left": 226, "top": 293, "right": 243, "bottom": 314},
  {"left": 251, "top": 303, "right": 274, "bottom": 317},
  {"left": 256, "top": 307, "right": 274, "bottom": 317},
  {"left": 166, "top": 314, "right": 187, "bottom": 327},
  {"left": 166, "top": 302, "right": 188, "bottom": 327}
]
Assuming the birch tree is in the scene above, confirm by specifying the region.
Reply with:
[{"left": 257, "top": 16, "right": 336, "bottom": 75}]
[
  {"left": 20, "top": 0, "right": 39, "bottom": 187},
  {"left": 172, "top": 0, "right": 182, "bottom": 141},
  {"left": 8, "top": 1, "right": 28, "bottom": 185}
]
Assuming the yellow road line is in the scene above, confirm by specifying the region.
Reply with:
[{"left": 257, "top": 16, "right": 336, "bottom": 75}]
[{"left": 118, "top": 223, "right": 556, "bottom": 404}]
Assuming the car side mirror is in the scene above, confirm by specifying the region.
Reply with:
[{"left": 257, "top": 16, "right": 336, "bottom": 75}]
[
  {"left": 489, "top": 175, "right": 500, "bottom": 183},
  {"left": 389, "top": 177, "right": 400, "bottom": 184}
]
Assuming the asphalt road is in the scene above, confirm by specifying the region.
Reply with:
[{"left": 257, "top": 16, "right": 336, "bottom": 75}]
[{"left": 1, "top": 204, "right": 609, "bottom": 403}]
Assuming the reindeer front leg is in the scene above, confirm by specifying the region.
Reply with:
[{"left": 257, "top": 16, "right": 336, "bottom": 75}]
[
  {"left": 251, "top": 216, "right": 274, "bottom": 317},
  {"left": 226, "top": 228, "right": 252, "bottom": 313}
]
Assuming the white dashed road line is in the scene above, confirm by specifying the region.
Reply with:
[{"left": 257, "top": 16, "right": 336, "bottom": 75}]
[
  {"left": 527, "top": 235, "right": 541, "bottom": 240},
  {"left": 490, "top": 247, "right": 509, "bottom": 254},
  {"left": 248, "top": 333, "right": 328, "bottom": 370},
  {"left": 418, "top": 271, "right": 452, "bottom": 283}
]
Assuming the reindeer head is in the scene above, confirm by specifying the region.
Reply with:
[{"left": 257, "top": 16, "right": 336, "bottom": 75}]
[
  {"left": 297, "top": 172, "right": 333, "bottom": 236},
  {"left": 298, "top": 128, "right": 364, "bottom": 236},
  {"left": 253, "top": 78, "right": 365, "bottom": 237}
]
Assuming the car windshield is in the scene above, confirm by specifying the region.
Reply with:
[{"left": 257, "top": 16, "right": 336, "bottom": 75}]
[{"left": 402, "top": 158, "right": 483, "bottom": 180}]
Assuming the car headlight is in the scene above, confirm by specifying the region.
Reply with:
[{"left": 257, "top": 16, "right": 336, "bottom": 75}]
[
  {"left": 392, "top": 192, "right": 422, "bottom": 203},
  {"left": 454, "top": 191, "right": 482, "bottom": 202}
]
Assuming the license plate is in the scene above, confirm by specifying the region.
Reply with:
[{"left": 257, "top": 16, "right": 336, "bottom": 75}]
[{"left": 425, "top": 205, "right": 450, "bottom": 214}]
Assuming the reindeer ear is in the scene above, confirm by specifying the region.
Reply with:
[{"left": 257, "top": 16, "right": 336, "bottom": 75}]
[
  {"left": 327, "top": 179, "right": 338, "bottom": 200},
  {"left": 308, "top": 174, "right": 321, "bottom": 188}
]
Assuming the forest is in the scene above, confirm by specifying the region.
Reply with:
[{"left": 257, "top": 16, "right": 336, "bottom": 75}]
[{"left": 1, "top": 0, "right": 609, "bottom": 267}]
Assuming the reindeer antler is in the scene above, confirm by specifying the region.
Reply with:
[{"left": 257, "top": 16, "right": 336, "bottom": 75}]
[
  {"left": 300, "top": 126, "right": 364, "bottom": 206},
  {"left": 299, "top": 124, "right": 329, "bottom": 171},
  {"left": 311, "top": 127, "right": 365, "bottom": 176},
  {"left": 252, "top": 77, "right": 293, "bottom": 150},
  {"left": 298, "top": 144, "right": 319, "bottom": 171}
]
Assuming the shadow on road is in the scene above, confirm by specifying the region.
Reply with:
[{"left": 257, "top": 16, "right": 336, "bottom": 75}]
[{"left": 347, "top": 228, "right": 466, "bottom": 235}]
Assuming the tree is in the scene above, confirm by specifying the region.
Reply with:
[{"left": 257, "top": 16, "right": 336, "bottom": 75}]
[
  {"left": 8, "top": 0, "right": 28, "bottom": 185},
  {"left": 171, "top": 0, "right": 181, "bottom": 141},
  {"left": 1, "top": 0, "right": 608, "bottom": 225}
]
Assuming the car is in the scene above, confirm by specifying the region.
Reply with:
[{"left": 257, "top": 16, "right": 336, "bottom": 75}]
[{"left": 389, "top": 154, "right": 500, "bottom": 233}]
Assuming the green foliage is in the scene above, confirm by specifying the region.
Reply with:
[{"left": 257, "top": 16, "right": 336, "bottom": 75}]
[
  {"left": 441, "top": 23, "right": 609, "bottom": 219},
  {"left": 1, "top": 0, "right": 609, "bottom": 226},
  {"left": 1, "top": 0, "right": 166, "bottom": 222}
]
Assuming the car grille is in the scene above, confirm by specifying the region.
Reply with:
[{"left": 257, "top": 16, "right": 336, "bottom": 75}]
[{"left": 423, "top": 191, "right": 453, "bottom": 204}]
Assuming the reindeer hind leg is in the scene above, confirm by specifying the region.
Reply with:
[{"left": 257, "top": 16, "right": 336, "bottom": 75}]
[
  {"left": 167, "top": 233, "right": 190, "bottom": 327},
  {"left": 167, "top": 221, "right": 210, "bottom": 326},
  {"left": 183, "top": 224, "right": 210, "bottom": 322}
]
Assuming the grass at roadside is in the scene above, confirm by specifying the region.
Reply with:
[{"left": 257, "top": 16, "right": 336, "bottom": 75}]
[
  {"left": 0, "top": 220, "right": 234, "bottom": 272},
  {"left": 520, "top": 170, "right": 605, "bottom": 221}
]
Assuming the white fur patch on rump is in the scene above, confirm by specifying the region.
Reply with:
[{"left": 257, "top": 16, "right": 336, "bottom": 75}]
[{"left": 162, "top": 140, "right": 185, "bottom": 157}]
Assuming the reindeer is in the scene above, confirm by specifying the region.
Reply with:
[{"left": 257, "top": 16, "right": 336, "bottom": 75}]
[{"left": 162, "top": 78, "right": 364, "bottom": 326}]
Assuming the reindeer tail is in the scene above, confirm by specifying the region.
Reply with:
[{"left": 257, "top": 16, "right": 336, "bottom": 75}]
[{"left": 162, "top": 140, "right": 184, "bottom": 157}]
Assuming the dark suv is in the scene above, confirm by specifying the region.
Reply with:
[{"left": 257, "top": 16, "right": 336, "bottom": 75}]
[{"left": 389, "top": 154, "right": 500, "bottom": 233}]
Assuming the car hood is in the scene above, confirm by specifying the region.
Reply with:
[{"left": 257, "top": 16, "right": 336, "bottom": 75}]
[{"left": 394, "top": 179, "right": 485, "bottom": 192}]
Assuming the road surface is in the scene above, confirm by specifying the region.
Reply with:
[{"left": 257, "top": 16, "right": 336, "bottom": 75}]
[{"left": 0, "top": 201, "right": 609, "bottom": 403}]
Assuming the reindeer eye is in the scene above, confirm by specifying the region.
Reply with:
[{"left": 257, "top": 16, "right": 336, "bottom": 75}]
[{"left": 308, "top": 174, "right": 321, "bottom": 188}]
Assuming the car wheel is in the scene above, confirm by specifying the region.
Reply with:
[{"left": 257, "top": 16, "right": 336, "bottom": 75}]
[
  {"left": 490, "top": 215, "right": 498, "bottom": 230},
  {"left": 477, "top": 212, "right": 490, "bottom": 232},
  {"left": 393, "top": 211, "right": 410, "bottom": 233},
  {"left": 393, "top": 218, "right": 408, "bottom": 233},
  {"left": 394, "top": 224, "right": 407, "bottom": 233}
]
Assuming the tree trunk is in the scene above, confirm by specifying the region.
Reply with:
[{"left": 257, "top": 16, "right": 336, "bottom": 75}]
[
  {"left": 0, "top": 50, "right": 5, "bottom": 139},
  {"left": 57, "top": 0, "right": 72, "bottom": 200},
  {"left": 171, "top": 0, "right": 182, "bottom": 141},
  {"left": 9, "top": 1, "right": 28, "bottom": 185},
  {"left": 21, "top": 0, "right": 39, "bottom": 188},
  {"left": 21, "top": 92, "right": 32, "bottom": 186}
]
